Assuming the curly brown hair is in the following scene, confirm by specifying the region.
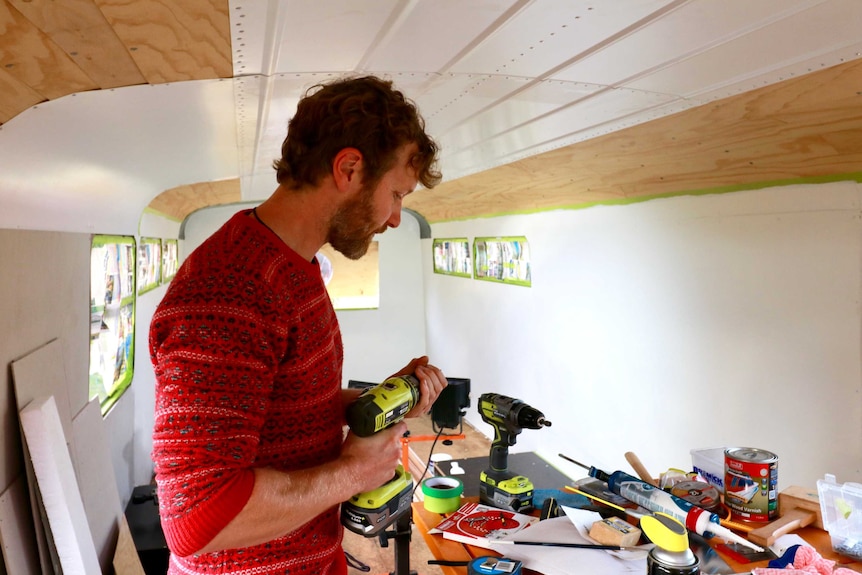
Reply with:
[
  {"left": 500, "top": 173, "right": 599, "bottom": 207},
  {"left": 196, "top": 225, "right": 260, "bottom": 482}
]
[{"left": 273, "top": 75, "right": 441, "bottom": 191}]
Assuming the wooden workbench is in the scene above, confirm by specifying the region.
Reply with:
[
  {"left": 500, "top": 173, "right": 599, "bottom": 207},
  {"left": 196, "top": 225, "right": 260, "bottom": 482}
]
[{"left": 412, "top": 498, "right": 862, "bottom": 575}]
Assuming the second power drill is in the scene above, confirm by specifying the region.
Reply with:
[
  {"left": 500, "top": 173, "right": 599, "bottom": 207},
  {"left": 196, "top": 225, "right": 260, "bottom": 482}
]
[
  {"left": 341, "top": 375, "right": 420, "bottom": 537},
  {"left": 478, "top": 393, "right": 552, "bottom": 512}
]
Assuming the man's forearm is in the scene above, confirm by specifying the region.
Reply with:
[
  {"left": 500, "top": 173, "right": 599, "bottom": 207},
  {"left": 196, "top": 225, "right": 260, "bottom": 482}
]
[{"left": 195, "top": 462, "right": 357, "bottom": 555}]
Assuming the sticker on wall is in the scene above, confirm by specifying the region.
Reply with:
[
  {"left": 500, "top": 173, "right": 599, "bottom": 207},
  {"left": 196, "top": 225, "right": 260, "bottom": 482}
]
[
  {"left": 433, "top": 238, "right": 472, "bottom": 278},
  {"left": 474, "top": 236, "right": 531, "bottom": 287}
]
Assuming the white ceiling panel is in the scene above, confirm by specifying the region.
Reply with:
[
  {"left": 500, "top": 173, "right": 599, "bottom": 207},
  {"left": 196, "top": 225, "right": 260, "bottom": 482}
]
[
  {"left": 0, "top": 80, "right": 238, "bottom": 233},
  {"left": 625, "top": 0, "right": 862, "bottom": 97},
  {"left": 415, "top": 75, "right": 534, "bottom": 135},
  {"left": 551, "top": 0, "right": 828, "bottom": 88},
  {"left": 272, "top": 0, "right": 402, "bottom": 73},
  {"left": 449, "top": 0, "right": 678, "bottom": 78},
  {"left": 364, "top": 0, "right": 524, "bottom": 72},
  {"left": 438, "top": 79, "right": 603, "bottom": 153},
  {"left": 694, "top": 40, "right": 862, "bottom": 103},
  {"left": 439, "top": 87, "right": 680, "bottom": 180}
]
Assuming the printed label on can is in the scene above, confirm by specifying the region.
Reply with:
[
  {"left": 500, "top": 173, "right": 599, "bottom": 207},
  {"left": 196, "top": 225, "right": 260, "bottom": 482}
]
[{"left": 724, "top": 447, "right": 778, "bottom": 523}]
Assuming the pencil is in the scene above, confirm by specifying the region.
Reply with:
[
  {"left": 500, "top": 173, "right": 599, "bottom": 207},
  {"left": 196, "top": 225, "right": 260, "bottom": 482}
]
[
  {"left": 494, "top": 540, "right": 623, "bottom": 551},
  {"left": 563, "top": 485, "right": 627, "bottom": 512}
]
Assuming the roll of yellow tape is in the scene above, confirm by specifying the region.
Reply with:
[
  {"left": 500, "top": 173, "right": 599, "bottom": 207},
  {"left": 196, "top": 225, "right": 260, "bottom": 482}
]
[{"left": 422, "top": 477, "right": 464, "bottom": 513}]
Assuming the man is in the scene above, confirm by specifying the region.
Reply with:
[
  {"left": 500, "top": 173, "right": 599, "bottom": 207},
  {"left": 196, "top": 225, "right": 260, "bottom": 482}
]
[{"left": 150, "top": 75, "right": 447, "bottom": 574}]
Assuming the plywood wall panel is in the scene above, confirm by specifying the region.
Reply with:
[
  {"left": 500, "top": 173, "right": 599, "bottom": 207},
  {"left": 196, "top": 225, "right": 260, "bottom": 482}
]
[
  {"left": 405, "top": 57, "right": 862, "bottom": 222},
  {"left": 94, "top": 0, "right": 231, "bottom": 83},
  {"left": 0, "top": 2, "right": 97, "bottom": 99},
  {"left": 8, "top": 0, "right": 146, "bottom": 89}
]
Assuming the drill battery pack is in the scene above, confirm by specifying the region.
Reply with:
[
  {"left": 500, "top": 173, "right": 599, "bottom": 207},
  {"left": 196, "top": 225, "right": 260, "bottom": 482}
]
[
  {"left": 479, "top": 470, "right": 534, "bottom": 513},
  {"left": 341, "top": 465, "right": 413, "bottom": 536}
]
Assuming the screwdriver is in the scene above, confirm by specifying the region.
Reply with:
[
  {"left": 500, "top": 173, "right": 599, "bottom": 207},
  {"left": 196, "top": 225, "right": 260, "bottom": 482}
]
[{"left": 559, "top": 454, "right": 764, "bottom": 552}]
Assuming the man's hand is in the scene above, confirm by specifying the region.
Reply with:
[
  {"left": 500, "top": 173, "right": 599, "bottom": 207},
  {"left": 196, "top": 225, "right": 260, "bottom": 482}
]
[
  {"left": 390, "top": 356, "right": 448, "bottom": 418},
  {"left": 341, "top": 421, "right": 407, "bottom": 493}
]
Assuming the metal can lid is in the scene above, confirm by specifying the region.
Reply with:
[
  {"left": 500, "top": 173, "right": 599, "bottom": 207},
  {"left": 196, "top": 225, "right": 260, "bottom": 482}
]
[
  {"left": 649, "top": 547, "right": 699, "bottom": 569},
  {"left": 725, "top": 447, "right": 778, "bottom": 463}
]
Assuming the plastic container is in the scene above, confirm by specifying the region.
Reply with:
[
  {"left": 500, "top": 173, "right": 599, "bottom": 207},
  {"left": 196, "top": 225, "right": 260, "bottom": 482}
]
[
  {"left": 690, "top": 447, "right": 726, "bottom": 494},
  {"left": 817, "top": 473, "right": 862, "bottom": 560}
]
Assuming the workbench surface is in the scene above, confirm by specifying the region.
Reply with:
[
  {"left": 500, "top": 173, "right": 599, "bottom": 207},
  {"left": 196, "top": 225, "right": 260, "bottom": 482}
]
[{"left": 412, "top": 499, "right": 862, "bottom": 575}]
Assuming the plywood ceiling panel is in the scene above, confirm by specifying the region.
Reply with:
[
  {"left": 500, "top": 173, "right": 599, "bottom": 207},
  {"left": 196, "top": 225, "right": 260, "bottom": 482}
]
[
  {"left": 148, "top": 179, "right": 241, "bottom": 221},
  {"left": 93, "top": 0, "right": 231, "bottom": 83},
  {"left": 404, "top": 56, "right": 862, "bottom": 223},
  {"left": 0, "top": 67, "right": 43, "bottom": 124},
  {"left": 8, "top": 0, "right": 146, "bottom": 88},
  {"left": 0, "top": 2, "right": 97, "bottom": 99}
]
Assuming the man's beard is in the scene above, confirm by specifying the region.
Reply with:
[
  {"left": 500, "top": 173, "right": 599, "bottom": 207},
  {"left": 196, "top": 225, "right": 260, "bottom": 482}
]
[{"left": 327, "top": 185, "right": 387, "bottom": 260}]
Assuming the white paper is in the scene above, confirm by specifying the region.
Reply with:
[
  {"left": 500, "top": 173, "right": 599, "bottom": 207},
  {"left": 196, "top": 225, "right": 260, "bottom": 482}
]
[
  {"left": 488, "top": 516, "right": 646, "bottom": 575},
  {"left": 560, "top": 506, "right": 652, "bottom": 561}
]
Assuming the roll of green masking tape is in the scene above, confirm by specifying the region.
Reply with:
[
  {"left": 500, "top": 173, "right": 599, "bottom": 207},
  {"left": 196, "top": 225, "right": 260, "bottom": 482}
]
[{"left": 422, "top": 477, "right": 464, "bottom": 513}]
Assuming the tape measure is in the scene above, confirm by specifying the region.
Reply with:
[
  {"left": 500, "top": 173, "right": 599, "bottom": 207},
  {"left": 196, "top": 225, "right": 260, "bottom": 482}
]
[{"left": 467, "top": 556, "right": 523, "bottom": 575}]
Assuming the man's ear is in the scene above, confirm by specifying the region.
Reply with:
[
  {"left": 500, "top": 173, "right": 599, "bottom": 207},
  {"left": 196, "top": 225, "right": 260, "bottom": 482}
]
[{"left": 332, "top": 148, "right": 364, "bottom": 192}]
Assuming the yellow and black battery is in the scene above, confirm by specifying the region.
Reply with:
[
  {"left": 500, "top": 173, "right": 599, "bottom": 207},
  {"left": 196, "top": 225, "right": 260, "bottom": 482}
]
[{"left": 341, "top": 465, "right": 414, "bottom": 536}]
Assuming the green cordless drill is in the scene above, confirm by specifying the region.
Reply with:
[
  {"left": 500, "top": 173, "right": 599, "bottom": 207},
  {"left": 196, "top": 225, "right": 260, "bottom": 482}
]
[
  {"left": 341, "top": 375, "right": 420, "bottom": 536},
  {"left": 478, "top": 393, "right": 552, "bottom": 512}
]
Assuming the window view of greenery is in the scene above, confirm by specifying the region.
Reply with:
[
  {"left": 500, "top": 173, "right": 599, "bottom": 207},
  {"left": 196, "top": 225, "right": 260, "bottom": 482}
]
[
  {"left": 162, "top": 238, "right": 179, "bottom": 282},
  {"left": 433, "top": 238, "right": 472, "bottom": 277},
  {"left": 89, "top": 235, "right": 136, "bottom": 414},
  {"left": 474, "top": 236, "right": 532, "bottom": 287},
  {"left": 137, "top": 237, "right": 162, "bottom": 294}
]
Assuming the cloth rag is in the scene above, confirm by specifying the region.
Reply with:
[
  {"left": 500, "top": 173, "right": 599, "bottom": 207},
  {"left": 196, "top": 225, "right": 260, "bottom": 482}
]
[{"left": 752, "top": 545, "right": 857, "bottom": 575}]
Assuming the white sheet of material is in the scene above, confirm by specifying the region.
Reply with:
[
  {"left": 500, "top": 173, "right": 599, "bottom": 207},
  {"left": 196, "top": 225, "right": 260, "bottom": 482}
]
[
  {"left": 19, "top": 395, "right": 100, "bottom": 575},
  {"left": 71, "top": 398, "right": 124, "bottom": 572},
  {"left": 0, "top": 475, "right": 41, "bottom": 575},
  {"left": 490, "top": 513, "right": 645, "bottom": 575}
]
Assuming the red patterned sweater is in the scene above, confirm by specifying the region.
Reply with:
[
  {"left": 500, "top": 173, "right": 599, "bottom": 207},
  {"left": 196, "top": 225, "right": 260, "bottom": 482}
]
[{"left": 149, "top": 210, "right": 347, "bottom": 574}]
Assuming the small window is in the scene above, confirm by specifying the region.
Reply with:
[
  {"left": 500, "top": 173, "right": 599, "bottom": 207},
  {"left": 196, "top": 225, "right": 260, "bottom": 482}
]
[
  {"left": 474, "top": 236, "right": 532, "bottom": 287},
  {"left": 89, "top": 235, "right": 136, "bottom": 414},
  {"left": 433, "top": 238, "right": 472, "bottom": 278},
  {"left": 137, "top": 237, "right": 162, "bottom": 295},
  {"left": 162, "top": 238, "right": 179, "bottom": 283}
]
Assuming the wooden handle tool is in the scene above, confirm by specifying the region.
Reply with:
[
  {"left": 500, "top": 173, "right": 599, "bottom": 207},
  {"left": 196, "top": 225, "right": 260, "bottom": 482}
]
[
  {"left": 625, "top": 451, "right": 658, "bottom": 487},
  {"left": 747, "top": 486, "right": 823, "bottom": 547}
]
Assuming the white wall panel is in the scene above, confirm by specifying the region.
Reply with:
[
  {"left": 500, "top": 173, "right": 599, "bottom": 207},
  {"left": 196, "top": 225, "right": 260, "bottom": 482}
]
[{"left": 424, "top": 181, "right": 862, "bottom": 489}]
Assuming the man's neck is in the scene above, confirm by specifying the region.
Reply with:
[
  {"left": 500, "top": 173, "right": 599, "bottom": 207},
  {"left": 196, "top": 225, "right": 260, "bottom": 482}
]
[{"left": 253, "top": 184, "right": 335, "bottom": 261}]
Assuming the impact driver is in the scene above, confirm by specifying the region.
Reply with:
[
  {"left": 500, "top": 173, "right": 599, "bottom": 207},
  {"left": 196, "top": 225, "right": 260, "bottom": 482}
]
[{"left": 478, "top": 393, "right": 552, "bottom": 512}]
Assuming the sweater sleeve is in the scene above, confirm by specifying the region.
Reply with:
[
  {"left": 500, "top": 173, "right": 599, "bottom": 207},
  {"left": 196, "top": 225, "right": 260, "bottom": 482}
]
[{"left": 149, "top": 244, "right": 288, "bottom": 556}]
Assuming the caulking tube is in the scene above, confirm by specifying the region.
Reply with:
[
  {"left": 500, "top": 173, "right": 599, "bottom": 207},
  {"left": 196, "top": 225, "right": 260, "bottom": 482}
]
[{"left": 600, "top": 469, "right": 764, "bottom": 552}]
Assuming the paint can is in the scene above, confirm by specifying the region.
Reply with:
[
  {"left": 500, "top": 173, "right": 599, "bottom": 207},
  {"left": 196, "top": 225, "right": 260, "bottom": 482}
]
[
  {"left": 647, "top": 547, "right": 700, "bottom": 575},
  {"left": 724, "top": 447, "right": 778, "bottom": 523}
]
